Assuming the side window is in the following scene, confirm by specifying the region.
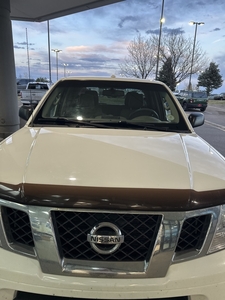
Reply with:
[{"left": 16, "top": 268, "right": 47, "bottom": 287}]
[
  {"left": 41, "top": 87, "right": 65, "bottom": 118},
  {"left": 161, "top": 93, "right": 179, "bottom": 123}
]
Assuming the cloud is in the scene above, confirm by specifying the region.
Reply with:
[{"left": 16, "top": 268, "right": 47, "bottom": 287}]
[
  {"left": 146, "top": 27, "right": 185, "bottom": 35},
  {"left": 14, "top": 42, "right": 35, "bottom": 50},
  {"left": 12, "top": 20, "right": 50, "bottom": 36},
  {"left": 118, "top": 16, "right": 139, "bottom": 28},
  {"left": 212, "top": 37, "right": 225, "bottom": 43},
  {"left": 14, "top": 45, "right": 25, "bottom": 49},
  {"left": 78, "top": 53, "right": 109, "bottom": 63},
  {"left": 17, "top": 42, "right": 35, "bottom": 46},
  {"left": 67, "top": 45, "right": 91, "bottom": 52},
  {"left": 66, "top": 42, "right": 128, "bottom": 55},
  {"left": 66, "top": 45, "right": 116, "bottom": 53},
  {"left": 12, "top": 0, "right": 225, "bottom": 88},
  {"left": 65, "top": 53, "right": 120, "bottom": 68}
]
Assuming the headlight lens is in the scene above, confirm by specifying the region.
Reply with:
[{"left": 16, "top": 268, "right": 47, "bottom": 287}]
[{"left": 208, "top": 205, "right": 225, "bottom": 254}]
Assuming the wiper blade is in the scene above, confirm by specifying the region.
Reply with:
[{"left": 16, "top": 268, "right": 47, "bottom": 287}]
[
  {"left": 91, "top": 120, "right": 170, "bottom": 131},
  {"left": 34, "top": 117, "right": 111, "bottom": 128},
  {"left": 34, "top": 118, "right": 177, "bottom": 132},
  {"left": 127, "top": 122, "right": 170, "bottom": 131}
]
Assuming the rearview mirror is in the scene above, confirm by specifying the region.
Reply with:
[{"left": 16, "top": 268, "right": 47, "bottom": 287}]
[{"left": 188, "top": 112, "right": 205, "bottom": 128}]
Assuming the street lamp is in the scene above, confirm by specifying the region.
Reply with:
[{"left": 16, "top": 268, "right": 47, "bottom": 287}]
[
  {"left": 188, "top": 21, "right": 204, "bottom": 91},
  {"left": 63, "top": 63, "right": 68, "bottom": 77},
  {"left": 52, "top": 49, "right": 62, "bottom": 81},
  {"left": 47, "top": 21, "right": 52, "bottom": 83},
  {"left": 155, "top": 0, "right": 165, "bottom": 80}
]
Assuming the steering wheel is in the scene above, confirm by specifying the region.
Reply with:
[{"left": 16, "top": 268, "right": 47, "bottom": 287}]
[{"left": 128, "top": 108, "right": 159, "bottom": 120}]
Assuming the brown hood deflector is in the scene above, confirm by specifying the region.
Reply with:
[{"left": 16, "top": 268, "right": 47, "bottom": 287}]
[{"left": 0, "top": 182, "right": 225, "bottom": 211}]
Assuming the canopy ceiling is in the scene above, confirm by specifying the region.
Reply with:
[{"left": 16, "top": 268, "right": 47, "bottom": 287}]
[{"left": 10, "top": 0, "right": 124, "bottom": 22}]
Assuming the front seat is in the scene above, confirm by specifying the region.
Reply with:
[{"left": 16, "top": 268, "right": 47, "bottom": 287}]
[
  {"left": 78, "top": 93, "right": 96, "bottom": 118},
  {"left": 120, "top": 92, "right": 143, "bottom": 119}
]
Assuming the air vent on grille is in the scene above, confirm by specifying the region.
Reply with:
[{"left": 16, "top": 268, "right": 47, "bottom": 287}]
[
  {"left": 52, "top": 211, "right": 162, "bottom": 261},
  {"left": 2, "top": 207, "right": 34, "bottom": 247},
  {"left": 176, "top": 214, "right": 211, "bottom": 252}
]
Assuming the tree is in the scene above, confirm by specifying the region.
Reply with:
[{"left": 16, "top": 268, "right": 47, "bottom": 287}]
[
  {"left": 120, "top": 34, "right": 157, "bottom": 79},
  {"left": 197, "top": 62, "right": 223, "bottom": 96},
  {"left": 157, "top": 57, "right": 176, "bottom": 91},
  {"left": 36, "top": 77, "right": 49, "bottom": 82},
  {"left": 152, "top": 32, "right": 208, "bottom": 85}
]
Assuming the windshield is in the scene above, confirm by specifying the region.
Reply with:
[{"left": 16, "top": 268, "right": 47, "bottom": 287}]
[
  {"left": 33, "top": 79, "right": 189, "bottom": 131},
  {"left": 192, "top": 92, "right": 207, "bottom": 98},
  {"left": 28, "top": 83, "right": 49, "bottom": 90}
]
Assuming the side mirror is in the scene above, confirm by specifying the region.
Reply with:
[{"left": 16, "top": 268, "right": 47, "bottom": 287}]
[
  {"left": 19, "top": 105, "right": 34, "bottom": 121},
  {"left": 188, "top": 112, "right": 205, "bottom": 128}
]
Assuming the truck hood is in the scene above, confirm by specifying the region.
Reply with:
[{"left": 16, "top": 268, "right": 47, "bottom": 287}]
[{"left": 1, "top": 127, "right": 225, "bottom": 210}]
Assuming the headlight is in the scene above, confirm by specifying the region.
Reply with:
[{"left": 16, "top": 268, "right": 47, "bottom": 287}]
[{"left": 208, "top": 205, "right": 225, "bottom": 254}]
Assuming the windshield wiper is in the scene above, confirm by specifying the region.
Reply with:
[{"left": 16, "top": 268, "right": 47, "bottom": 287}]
[
  {"left": 90, "top": 120, "right": 171, "bottom": 131},
  {"left": 34, "top": 117, "right": 111, "bottom": 128},
  {"left": 34, "top": 118, "right": 182, "bottom": 132}
]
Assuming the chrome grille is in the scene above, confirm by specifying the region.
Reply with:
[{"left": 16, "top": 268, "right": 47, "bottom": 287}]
[
  {"left": 0, "top": 202, "right": 217, "bottom": 278},
  {"left": 51, "top": 211, "right": 162, "bottom": 261}
]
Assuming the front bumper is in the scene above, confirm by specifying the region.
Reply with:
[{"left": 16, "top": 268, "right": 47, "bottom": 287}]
[
  {"left": 20, "top": 99, "right": 38, "bottom": 105},
  {"left": 0, "top": 248, "right": 225, "bottom": 300}
]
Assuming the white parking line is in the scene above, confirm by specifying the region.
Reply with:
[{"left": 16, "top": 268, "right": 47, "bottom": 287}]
[{"left": 205, "top": 120, "right": 225, "bottom": 132}]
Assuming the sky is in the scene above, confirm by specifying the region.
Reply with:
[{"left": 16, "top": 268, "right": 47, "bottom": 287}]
[{"left": 12, "top": 0, "right": 225, "bottom": 93}]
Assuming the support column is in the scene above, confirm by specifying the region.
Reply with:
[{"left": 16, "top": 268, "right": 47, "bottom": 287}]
[{"left": 0, "top": 0, "right": 20, "bottom": 139}]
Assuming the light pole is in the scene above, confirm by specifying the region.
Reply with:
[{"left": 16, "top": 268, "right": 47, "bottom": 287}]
[
  {"left": 63, "top": 63, "right": 68, "bottom": 77},
  {"left": 188, "top": 21, "right": 204, "bottom": 91},
  {"left": 155, "top": 0, "right": 165, "bottom": 80},
  {"left": 52, "top": 49, "right": 62, "bottom": 81},
  {"left": 47, "top": 21, "right": 52, "bottom": 83}
]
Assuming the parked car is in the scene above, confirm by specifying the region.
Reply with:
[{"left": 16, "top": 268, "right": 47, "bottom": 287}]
[
  {"left": 173, "top": 92, "right": 186, "bottom": 105},
  {"left": 1, "top": 76, "right": 225, "bottom": 300},
  {"left": 216, "top": 93, "right": 225, "bottom": 100},
  {"left": 179, "top": 90, "right": 208, "bottom": 111},
  {"left": 207, "top": 94, "right": 219, "bottom": 100},
  {"left": 214, "top": 94, "right": 223, "bottom": 100},
  {"left": 17, "top": 78, "right": 35, "bottom": 95},
  {"left": 20, "top": 82, "right": 53, "bottom": 107}
]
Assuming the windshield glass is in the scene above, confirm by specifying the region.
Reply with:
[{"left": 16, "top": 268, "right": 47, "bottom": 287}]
[
  {"left": 192, "top": 92, "right": 207, "bottom": 98},
  {"left": 33, "top": 79, "right": 189, "bottom": 131}
]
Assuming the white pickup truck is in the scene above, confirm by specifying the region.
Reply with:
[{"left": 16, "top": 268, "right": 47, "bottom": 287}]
[
  {"left": 1, "top": 76, "right": 225, "bottom": 300},
  {"left": 20, "top": 82, "right": 52, "bottom": 106}
]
